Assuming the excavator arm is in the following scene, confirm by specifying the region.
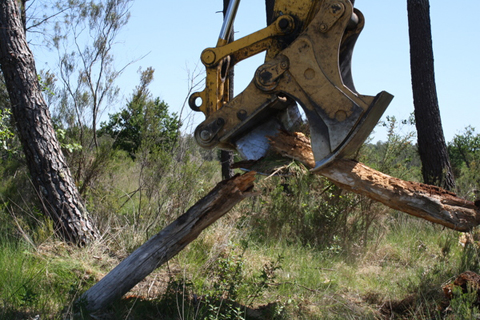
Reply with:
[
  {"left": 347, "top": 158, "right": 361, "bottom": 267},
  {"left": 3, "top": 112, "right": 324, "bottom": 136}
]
[{"left": 189, "top": 0, "right": 393, "bottom": 171}]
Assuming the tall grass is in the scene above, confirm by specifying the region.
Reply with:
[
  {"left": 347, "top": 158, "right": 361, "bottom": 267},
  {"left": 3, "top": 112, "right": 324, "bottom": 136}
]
[
  {"left": 0, "top": 234, "right": 98, "bottom": 319},
  {"left": 0, "top": 118, "right": 479, "bottom": 319}
]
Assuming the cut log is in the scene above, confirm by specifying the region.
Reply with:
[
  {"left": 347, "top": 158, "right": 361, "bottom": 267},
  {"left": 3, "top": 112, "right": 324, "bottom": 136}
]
[
  {"left": 268, "top": 131, "right": 480, "bottom": 232},
  {"left": 80, "top": 171, "right": 256, "bottom": 312}
]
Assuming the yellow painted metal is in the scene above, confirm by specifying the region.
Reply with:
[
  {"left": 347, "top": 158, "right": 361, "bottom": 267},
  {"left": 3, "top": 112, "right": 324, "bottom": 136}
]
[
  {"left": 189, "top": 14, "right": 296, "bottom": 117},
  {"left": 190, "top": 0, "right": 355, "bottom": 119},
  {"left": 189, "top": 0, "right": 313, "bottom": 118},
  {"left": 190, "top": 0, "right": 392, "bottom": 166}
]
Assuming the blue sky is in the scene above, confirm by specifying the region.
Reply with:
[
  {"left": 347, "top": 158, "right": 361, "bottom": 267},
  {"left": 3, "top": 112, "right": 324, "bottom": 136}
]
[{"left": 34, "top": 0, "right": 480, "bottom": 143}]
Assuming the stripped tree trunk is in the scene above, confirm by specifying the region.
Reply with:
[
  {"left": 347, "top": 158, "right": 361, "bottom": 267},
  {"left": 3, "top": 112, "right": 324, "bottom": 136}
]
[
  {"left": 0, "top": 0, "right": 98, "bottom": 245},
  {"left": 80, "top": 172, "right": 256, "bottom": 312},
  {"left": 268, "top": 131, "right": 480, "bottom": 231}
]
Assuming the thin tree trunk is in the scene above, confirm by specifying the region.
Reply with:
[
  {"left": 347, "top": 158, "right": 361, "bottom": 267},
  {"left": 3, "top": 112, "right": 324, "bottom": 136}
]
[
  {"left": 407, "top": 0, "right": 455, "bottom": 190},
  {"left": 0, "top": 0, "right": 98, "bottom": 245},
  {"left": 221, "top": 150, "right": 234, "bottom": 179}
]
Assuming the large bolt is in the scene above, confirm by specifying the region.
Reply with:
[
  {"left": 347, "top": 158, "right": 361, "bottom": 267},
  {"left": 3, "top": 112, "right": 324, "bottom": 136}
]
[
  {"left": 237, "top": 110, "right": 247, "bottom": 121},
  {"left": 335, "top": 110, "right": 347, "bottom": 122},
  {"left": 304, "top": 68, "right": 315, "bottom": 80},
  {"left": 200, "top": 130, "right": 213, "bottom": 141},
  {"left": 201, "top": 49, "right": 216, "bottom": 65},
  {"left": 259, "top": 69, "right": 273, "bottom": 85},
  {"left": 279, "top": 18, "right": 289, "bottom": 30}
]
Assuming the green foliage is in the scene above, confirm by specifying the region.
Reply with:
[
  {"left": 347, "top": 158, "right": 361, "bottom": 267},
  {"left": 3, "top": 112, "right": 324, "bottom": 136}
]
[
  {"left": 0, "top": 108, "right": 23, "bottom": 160},
  {"left": 77, "top": 135, "right": 221, "bottom": 250},
  {"left": 361, "top": 115, "right": 421, "bottom": 181},
  {"left": 100, "top": 68, "right": 181, "bottom": 158},
  {"left": 246, "top": 169, "right": 382, "bottom": 256},
  {"left": 0, "top": 108, "right": 14, "bottom": 153},
  {"left": 449, "top": 285, "right": 480, "bottom": 319},
  {"left": 448, "top": 126, "right": 480, "bottom": 200},
  {"left": 0, "top": 75, "right": 21, "bottom": 159},
  {"left": 448, "top": 126, "right": 480, "bottom": 170},
  {"left": 100, "top": 97, "right": 180, "bottom": 156},
  {"left": 37, "top": 73, "right": 56, "bottom": 98},
  {"left": 157, "top": 242, "right": 283, "bottom": 320},
  {"left": 0, "top": 236, "right": 95, "bottom": 319},
  {"left": 55, "top": 127, "right": 82, "bottom": 153},
  {"left": 202, "top": 247, "right": 248, "bottom": 320}
]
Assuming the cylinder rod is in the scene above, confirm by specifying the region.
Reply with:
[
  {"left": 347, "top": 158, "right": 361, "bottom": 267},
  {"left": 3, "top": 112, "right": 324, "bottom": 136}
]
[{"left": 219, "top": 0, "right": 240, "bottom": 42}]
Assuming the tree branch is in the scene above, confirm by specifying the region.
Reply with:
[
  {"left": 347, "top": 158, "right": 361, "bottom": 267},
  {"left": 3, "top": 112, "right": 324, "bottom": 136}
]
[
  {"left": 268, "top": 131, "right": 480, "bottom": 231},
  {"left": 80, "top": 171, "right": 256, "bottom": 312}
]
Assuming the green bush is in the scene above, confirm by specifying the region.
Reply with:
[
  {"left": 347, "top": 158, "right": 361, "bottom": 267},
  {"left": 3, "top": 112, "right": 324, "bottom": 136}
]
[
  {"left": 448, "top": 126, "right": 480, "bottom": 200},
  {"left": 99, "top": 68, "right": 181, "bottom": 158}
]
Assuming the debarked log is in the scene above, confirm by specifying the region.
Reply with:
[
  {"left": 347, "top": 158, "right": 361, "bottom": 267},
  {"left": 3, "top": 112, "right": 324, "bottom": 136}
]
[
  {"left": 80, "top": 171, "right": 256, "bottom": 312},
  {"left": 268, "top": 131, "right": 480, "bottom": 232}
]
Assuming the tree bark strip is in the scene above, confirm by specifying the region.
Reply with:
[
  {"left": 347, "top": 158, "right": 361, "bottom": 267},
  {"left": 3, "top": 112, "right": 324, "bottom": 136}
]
[
  {"left": 269, "top": 131, "right": 480, "bottom": 231},
  {"left": 0, "top": 0, "right": 98, "bottom": 244},
  {"left": 80, "top": 171, "right": 255, "bottom": 312}
]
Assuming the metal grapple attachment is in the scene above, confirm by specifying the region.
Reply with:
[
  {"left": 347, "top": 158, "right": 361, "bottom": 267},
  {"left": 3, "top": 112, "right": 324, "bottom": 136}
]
[{"left": 189, "top": 0, "right": 393, "bottom": 171}]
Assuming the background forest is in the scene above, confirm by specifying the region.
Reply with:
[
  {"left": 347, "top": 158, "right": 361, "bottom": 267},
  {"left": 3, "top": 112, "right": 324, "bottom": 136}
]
[{"left": 1, "top": 0, "right": 480, "bottom": 319}]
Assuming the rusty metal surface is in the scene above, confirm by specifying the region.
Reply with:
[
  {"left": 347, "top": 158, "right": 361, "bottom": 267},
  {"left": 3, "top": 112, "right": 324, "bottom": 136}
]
[{"left": 190, "top": 0, "right": 392, "bottom": 168}]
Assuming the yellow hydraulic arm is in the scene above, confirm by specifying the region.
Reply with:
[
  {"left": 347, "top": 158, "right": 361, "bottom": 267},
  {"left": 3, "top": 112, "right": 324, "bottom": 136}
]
[{"left": 189, "top": 0, "right": 393, "bottom": 170}]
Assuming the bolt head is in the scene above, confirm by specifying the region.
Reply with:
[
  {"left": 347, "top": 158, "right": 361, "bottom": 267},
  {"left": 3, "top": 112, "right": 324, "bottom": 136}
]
[
  {"left": 201, "top": 49, "right": 216, "bottom": 65},
  {"left": 279, "top": 18, "right": 289, "bottom": 30},
  {"left": 200, "top": 130, "right": 212, "bottom": 141}
]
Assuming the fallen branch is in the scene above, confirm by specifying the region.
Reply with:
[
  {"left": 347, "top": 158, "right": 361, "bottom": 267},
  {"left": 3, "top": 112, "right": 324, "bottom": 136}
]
[
  {"left": 268, "top": 131, "right": 480, "bottom": 231},
  {"left": 80, "top": 131, "right": 480, "bottom": 312},
  {"left": 80, "top": 171, "right": 256, "bottom": 312}
]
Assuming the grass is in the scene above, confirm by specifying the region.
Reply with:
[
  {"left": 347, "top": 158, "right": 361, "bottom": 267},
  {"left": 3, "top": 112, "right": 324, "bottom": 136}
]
[
  {"left": 0, "top": 127, "right": 479, "bottom": 319},
  {"left": 0, "top": 235, "right": 98, "bottom": 319},
  {"left": 0, "top": 181, "right": 478, "bottom": 319},
  {"left": 150, "top": 209, "right": 478, "bottom": 320}
]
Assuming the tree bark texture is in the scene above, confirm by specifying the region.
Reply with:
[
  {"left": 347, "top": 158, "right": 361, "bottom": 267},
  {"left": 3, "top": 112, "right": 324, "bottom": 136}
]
[
  {"left": 268, "top": 131, "right": 480, "bottom": 231},
  {"left": 0, "top": 0, "right": 98, "bottom": 245},
  {"left": 80, "top": 172, "right": 255, "bottom": 312},
  {"left": 407, "top": 0, "right": 455, "bottom": 190}
]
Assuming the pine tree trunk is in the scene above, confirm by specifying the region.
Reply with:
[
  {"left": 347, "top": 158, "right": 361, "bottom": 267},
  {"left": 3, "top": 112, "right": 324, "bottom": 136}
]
[
  {"left": 407, "top": 0, "right": 455, "bottom": 190},
  {"left": 0, "top": 0, "right": 98, "bottom": 245}
]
